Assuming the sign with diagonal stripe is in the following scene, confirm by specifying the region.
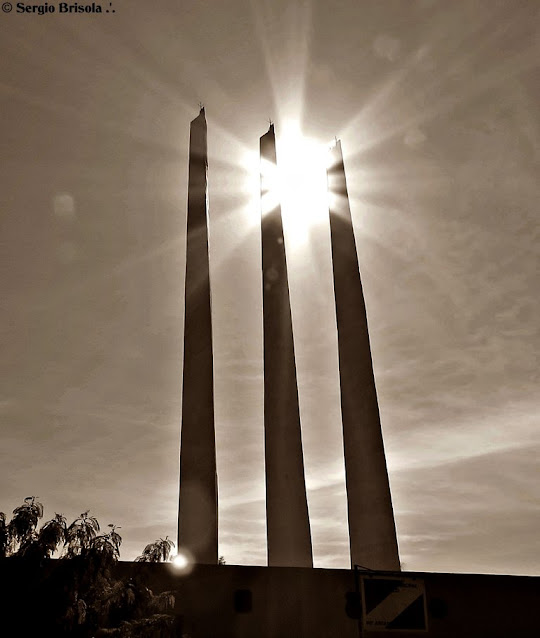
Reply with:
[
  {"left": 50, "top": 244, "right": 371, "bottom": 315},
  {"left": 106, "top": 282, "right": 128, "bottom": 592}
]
[{"left": 361, "top": 575, "right": 427, "bottom": 631}]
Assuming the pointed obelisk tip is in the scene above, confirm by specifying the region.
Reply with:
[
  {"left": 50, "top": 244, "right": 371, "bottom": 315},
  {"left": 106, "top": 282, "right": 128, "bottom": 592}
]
[{"left": 329, "top": 137, "right": 343, "bottom": 161}]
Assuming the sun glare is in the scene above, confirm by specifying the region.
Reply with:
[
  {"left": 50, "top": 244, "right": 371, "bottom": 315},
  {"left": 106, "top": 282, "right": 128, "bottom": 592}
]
[
  {"left": 170, "top": 548, "right": 194, "bottom": 574},
  {"left": 261, "top": 121, "right": 330, "bottom": 247},
  {"left": 172, "top": 553, "right": 188, "bottom": 568}
]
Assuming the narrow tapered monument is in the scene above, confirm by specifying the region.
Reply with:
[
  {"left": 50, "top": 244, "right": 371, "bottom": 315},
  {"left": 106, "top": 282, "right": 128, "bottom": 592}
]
[
  {"left": 327, "top": 140, "right": 400, "bottom": 571},
  {"left": 178, "top": 107, "right": 218, "bottom": 564},
  {"left": 260, "top": 124, "right": 313, "bottom": 567}
]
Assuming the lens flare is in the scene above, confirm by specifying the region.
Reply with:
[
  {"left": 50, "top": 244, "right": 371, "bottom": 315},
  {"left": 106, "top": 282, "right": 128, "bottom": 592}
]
[
  {"left": 170, "top": 548, "right": 194, "bottom": 574},
  {"left": 260, "top": 120, "right": 330, "bottom": 248}
]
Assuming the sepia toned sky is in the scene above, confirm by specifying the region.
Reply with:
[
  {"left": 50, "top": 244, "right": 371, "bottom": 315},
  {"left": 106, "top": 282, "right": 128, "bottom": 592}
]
[{"left": 1, "top": 0, "right": 539, "bottom": 574}]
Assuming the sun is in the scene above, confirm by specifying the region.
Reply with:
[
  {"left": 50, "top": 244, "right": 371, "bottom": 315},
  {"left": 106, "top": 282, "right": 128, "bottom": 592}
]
[
  {"left": 261, "top": 121, "right": 330, "bottom": 247},
  {"left": 170, "top": 548, "right": 194, "bottom": 574},
  {"left": 171, "top": 553, "right": 189, "bottom": 568}
]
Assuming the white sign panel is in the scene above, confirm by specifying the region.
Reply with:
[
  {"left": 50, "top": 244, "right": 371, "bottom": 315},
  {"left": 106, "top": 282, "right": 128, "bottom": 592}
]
[{"left": 361, "top": 575, "right": 427, "bottom": 632}]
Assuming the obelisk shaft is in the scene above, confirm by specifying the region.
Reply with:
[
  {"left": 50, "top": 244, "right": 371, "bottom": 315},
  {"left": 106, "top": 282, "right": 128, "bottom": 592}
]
[
  {"left": 178, "top": 108, "right": 218, "bottom": 564},
  {"left": 327, "top": 141, "right": 400, "bottom": 571},
  {"left": 261, "top": 125, "right": 313, "bottom": 568}
]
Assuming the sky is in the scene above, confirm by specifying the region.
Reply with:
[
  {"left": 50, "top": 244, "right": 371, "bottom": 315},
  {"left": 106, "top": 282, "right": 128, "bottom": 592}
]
[{"left": 1, "top": 0, "right": 539, "bottom": 575}]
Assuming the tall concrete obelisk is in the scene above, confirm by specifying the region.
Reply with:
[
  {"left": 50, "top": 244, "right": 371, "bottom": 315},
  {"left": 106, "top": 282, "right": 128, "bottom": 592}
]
[
  {"left": 178, "top": 108, "right": 218, "bottom": 564},
  {"left": 260, "top": 124, "right": 313, "bottom": 568},
  {"left": 327, "top": 140, "right": 400, "bottom": 571}
]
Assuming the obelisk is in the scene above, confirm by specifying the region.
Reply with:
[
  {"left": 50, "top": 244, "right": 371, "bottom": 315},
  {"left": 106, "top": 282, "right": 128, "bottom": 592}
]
[
  {"left": 178, "top": 108, "right": 218, "bottom": 564},
  {"left": 327, "top": 140, "right": 400, "bottom": 571},
  {"left": 260, "top": 124, "right": 313, "bottom": 568}
]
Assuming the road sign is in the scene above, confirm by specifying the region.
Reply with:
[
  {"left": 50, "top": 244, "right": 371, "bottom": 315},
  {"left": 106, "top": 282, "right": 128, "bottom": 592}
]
[{"left": 361, "top": 575, "right": 427, "bottom": 632}]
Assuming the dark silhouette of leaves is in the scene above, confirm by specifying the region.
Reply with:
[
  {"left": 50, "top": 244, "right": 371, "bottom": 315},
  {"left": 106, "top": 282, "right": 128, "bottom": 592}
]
[
  {"left": 1, "top": 498, "right": 177, "bottom": 637},
  {"left": 0, "top": 512, "right": 8, "bottom": 558},
  {"left": 9, "top": 496, "right": 44, "bottom": 544},
  {"left": 90, "top": 526, "right": 122, "bottom": 561},
  {"left": 38, "top": 513, "right": 67, "bottom": 557},
  {"left": 65, "top": 511, "right": 100, "bottom": 557},
  {"left": 135, "top": 536, "right": 175, "bottom": 563}
]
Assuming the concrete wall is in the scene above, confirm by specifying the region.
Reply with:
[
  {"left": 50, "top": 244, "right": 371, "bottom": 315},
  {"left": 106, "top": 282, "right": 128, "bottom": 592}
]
[{"left": 115, "top": 563, "right": 540, "bottom": 638}]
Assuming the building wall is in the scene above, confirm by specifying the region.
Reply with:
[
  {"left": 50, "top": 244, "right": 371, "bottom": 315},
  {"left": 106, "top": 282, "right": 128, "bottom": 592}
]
[{"left": 114, "top": 562, "right": 540, "bottom": 638}]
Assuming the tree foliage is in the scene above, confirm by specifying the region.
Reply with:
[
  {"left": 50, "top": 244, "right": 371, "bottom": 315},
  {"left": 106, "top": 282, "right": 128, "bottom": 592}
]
[
  {"left": 0, "top": 512, "right": 9, "bottom": 558},
  {"left": 135, "top": 536, "right": 175, "bottom": 563},
  {"left": 0, "top": 498, "right": 178, "bottom": 638},
  {"left": 8, "top": 496, "right": 44, "bottom": 549},
  {"left": 38, "top": 513, "right": 68, "bottom": 558},
  {"left": 65, "top": 510, "right": 101, "bottom": 557}
]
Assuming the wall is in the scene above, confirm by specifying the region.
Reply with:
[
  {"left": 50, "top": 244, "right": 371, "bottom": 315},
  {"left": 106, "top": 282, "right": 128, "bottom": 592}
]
[{"left": 115, "top": 562, "right": 540, "bottom": 638}]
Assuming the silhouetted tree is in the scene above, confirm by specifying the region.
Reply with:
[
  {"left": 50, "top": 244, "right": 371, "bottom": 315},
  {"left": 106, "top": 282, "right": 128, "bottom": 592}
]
[
  {"left": 0, "top": 512, "right": 9, "bottom": 558},
  {"left": 17, "top": 512, "right": 67, "bottom": 560},
  {"left": 38, "top": 513, "right": 68, "bottom": 557},
  {"left": 135, "top": 536, "right": 175, "bottom": 563},
  {"left": 0, "top": 498, "right": 177, "bottom": 637},
  {"left": 7, "top": 496, "right": 43, "bottom": 552},
  {"left": 65, "top": 510, "right": 101, "bottom": 557}
]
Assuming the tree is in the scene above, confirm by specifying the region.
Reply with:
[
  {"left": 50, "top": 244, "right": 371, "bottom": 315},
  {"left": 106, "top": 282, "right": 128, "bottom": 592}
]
[
  {"left": 135, "top": 536, "right": 175, "bottom": 563},
  {"left": 7, "top": 495, "right": 44, "bottom": 553},
  {"left": 37, "top": 513, "right": 67, "bottom": 558},
  {"left": 0, "top": 512, "right": 9, "bottom": 558},
  {"left": 91, "top": 524, "right": 122, "bottom": 560},
  {"left": 18, "top": 512, "right": 67, "bottom": 560},
  {"left": 65, "top": 510, "right": 101, "bottom": 557},
  {"left": 0, "top": 498, "right": 177, "bottom": 638}
]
